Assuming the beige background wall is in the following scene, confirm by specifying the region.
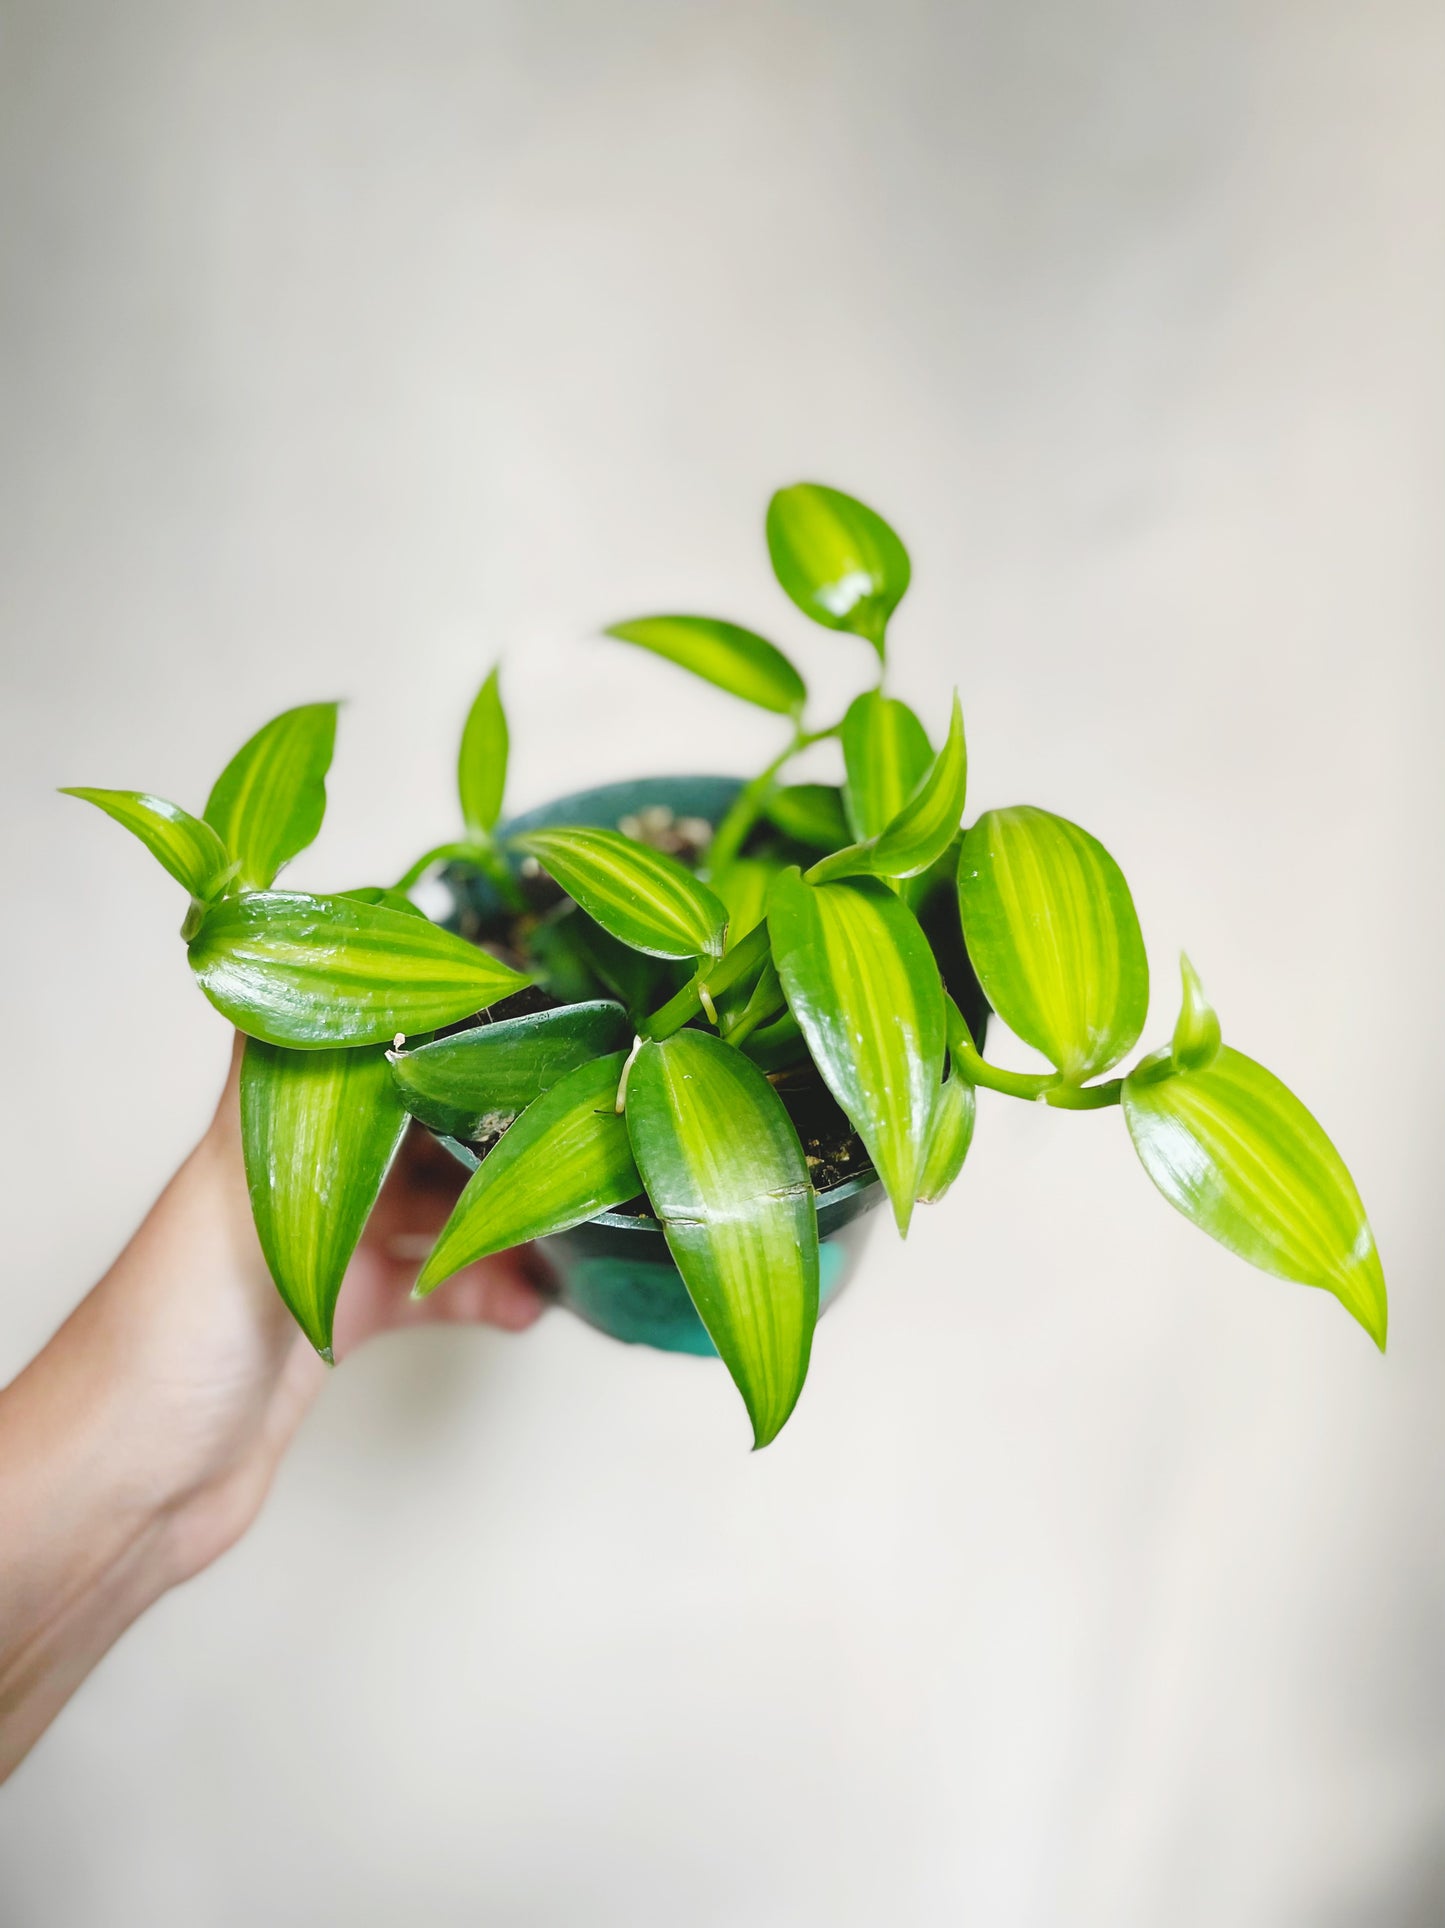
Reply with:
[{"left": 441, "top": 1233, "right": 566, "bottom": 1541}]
[{"left": 1, "top": 2, "right": 1442, "bottom": 1922}]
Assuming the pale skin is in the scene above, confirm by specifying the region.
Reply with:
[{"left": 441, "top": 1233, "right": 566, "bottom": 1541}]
[{"left": 0, "top": 1037, "right": 544, "bottom": 1783}]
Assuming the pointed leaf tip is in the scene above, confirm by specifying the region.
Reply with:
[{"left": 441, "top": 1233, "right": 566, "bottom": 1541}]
[
  {"left": 1172, "top": 953, "right": 1222, "bottom": 1072},
  {"left": 204, "top": 701, "right": 339, "bottom": 891},
  {"left": 605, "top": 615, "right": 807, "bottom": 717},
  {"left": 625, "top": 1030, "right": 819, "bottom": 1448},
  {"left": 1123, "top": 1045, "right": 1387, "bottom": 1349}
]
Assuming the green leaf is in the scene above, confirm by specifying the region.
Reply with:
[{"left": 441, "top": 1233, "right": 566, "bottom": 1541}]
[
  {"left": 458, "top": 666, "right": 508, "bottom": 839},
  {"left": 203, "top": 702, "right": 338, "bottom": 891},
  {"left": 416, "top": 1051, "right": 638, "bottom": 1293},
  {"left": 763, "top": 783, "right": 851, "bottom": 850},
  {"left": 840, "top": 690, "right": 932, "bottom": 842},
  {"left": 766, "top": 482, "right": 911, "bottom": 657},
  {"left": 188, "top": 890, "right": 529, "bottom": 1047},
  {"left": 240, "top": 1038, "right": 408, "bottom": 1358},
  {"left": 338, "top": 885, "right": 429, "bottom": 919},
  {"left": 626, "top": 1028, "right": 819, "bottom": 1449},
  {"left": 389, "top": 1000, "right": 632, "bottom": 1139},
  {"left": 769, "top": 868, "right": 945, "bottom": 1234},
  {"left": 957, "top": 806, "right": 1149, "bottom": 1083},
  {"left": 917, "top": 1069, "right": 977, "bottom": 1205},
  {"left": 1123, "top": 1044, "right": 1387, "bottom": 1349},
  {"left": 61, "top": 788, "right": 233, "bottom": 900},
  {"left": 711, "top": 856, "right": 784, "bottom": 945},
  {"left": 515, "top": 826, "right": 728, "bottom": 960},
  {"left": 1172, "top": 953, "right": 1222, "bottom": 1071},
  {"left": 605, "top": 615, "right": 806, "bottom": 717},
  {"left": 813, "top": 692, "right": 967, "bottom": 884}
]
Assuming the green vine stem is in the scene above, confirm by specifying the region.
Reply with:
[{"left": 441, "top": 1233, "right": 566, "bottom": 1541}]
[
  {"left": 947, "top": 1001, "right": 1123, "bottom": 1110},
  {"left": 704, "top": 720, "right": 842, "bottom": 878},
  {"left": 642, "top": 922, "right": 772, "bottom": 1040}
]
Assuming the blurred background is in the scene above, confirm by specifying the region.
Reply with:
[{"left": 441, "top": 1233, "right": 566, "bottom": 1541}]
[{"left": 1, "top": 1, "right": 1441, "bottom": 1921}]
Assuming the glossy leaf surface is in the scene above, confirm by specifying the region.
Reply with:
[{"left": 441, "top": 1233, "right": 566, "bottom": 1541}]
[
  {"left": 337, "top": 885, "right": 428, "bottom": 919},
  {"left": 389, "top": 1000, "right": 632, "bottom": 1139},
  {"left": 626, "top": 1028, "right": 818, "bottom": 1449},
  {"left": 203, "top": 702, "right": 338, "bottom": 892},
  {"left": 814, "top": 692, "right": 966, "bottom": 883},
  {"left": 712, "top": 856, "right": 782, "bottom": 945},
  {"left": 188, "top": 890, "right": 529, "bottom": 1047},
  {"left": 1172, "top": 953, "right": 1222, "bottom": 1071},
  {"left": 918, "top": 1068, "right": 977, "bottom": 1205},
  {"left": 241, "top": 1038, "right": 408, "bottom": 1358},
  {"left": 516, "top": 826, "right": 727, "bottom": 960},
  {"left": 61, "top": 788, "right": 232, "bottom": 900},
  {"left": 458, "top": 666, "right": 508, "bottom": 839},
  {"left": 605, "top": 615, "right": 806, "bottom": 717},
  {"left": 764, "top": 783, "right": 851, "bottom": 850},
  {"left": 957, "top": 806, "right": 1148, "bottom": 1083},
  {"left": 1123, "top": 1046, "right": 1387, "bottom": 1348},
  {"left": 416, "top": 1052, "right": 638, "bottom": 1292},
  {"left": 840, "top": 690, "right": 932, "bottom": 842},
  {"left": 766, "top": 482, "right": 911, "bottom": 656},
  {"left": 769, "top": 868, "right": 945, "bottom": 1233}
]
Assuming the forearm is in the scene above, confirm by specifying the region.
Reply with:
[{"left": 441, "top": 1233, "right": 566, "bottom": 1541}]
[{"left": 0, "top": 1118, "right": 320, "bottom": 1783}]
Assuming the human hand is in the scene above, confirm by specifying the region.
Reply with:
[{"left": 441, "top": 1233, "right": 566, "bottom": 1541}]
[{"left": 0, "top": 1036, "right": 544, "bottom": 1780}]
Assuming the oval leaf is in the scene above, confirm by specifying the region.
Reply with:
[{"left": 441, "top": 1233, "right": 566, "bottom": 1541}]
[
  {"left": 516, "top": 826, "right": 727, "bottom": 960},
  {"left": 188, "top": 890, "right": 529, "bottom": 1047},
  {"left": 61, "top": 788, "right": 232, "bottom": 900},
  {"left": 389, "top": 1000, "right": 632, "bottom": 1139},
  {"left": 1123, "top": 1045, "right": 1387, "bottom": 1348},
  {"left": 957, "top": 806, "right": 1148, "bottom": 1083},
  {"left": 203, "top": 702, "right": 338, "bottom": 891},
  {"left": 458, "top": 666, "right": 508, "bottom": 839},
  {"left": 764, "top": 784, "right": 851, "bottom": 850},
  {"left": 241, "top": 1038, "right": 408, "bottom": 1358},
  {"left": 416, "top": 1051, "right": 638, "bottom": 1292},
  {"left": 605, "top": 615, "right": 806, "bottom": 717},
  {"left": 626, "top": 1029, "right": 819, "bottom": 1449},
  {"left": 769, "top": 868, "right": 945, "bottom": 1234},
  {"left": 840, "top": 690, "right": 932, "bottom": 842},
  {"left": 766, "top": 482, "right": 911, "bottom": 656}
]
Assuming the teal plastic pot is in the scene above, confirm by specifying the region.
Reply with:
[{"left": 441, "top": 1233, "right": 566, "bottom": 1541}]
[{"left": 438, "top": 775, "right": 885, "bottom": 1357}]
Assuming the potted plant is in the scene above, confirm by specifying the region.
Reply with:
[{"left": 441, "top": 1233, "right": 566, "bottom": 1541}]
[{"left": 64, "top": 483, "right": 1388, "bottom": 1447}]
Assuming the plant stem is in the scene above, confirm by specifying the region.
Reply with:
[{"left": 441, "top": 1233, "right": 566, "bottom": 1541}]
[
  {"left": 704, "top": 718, "right": 844, "bottom": 878},
  {"left": 945, "top": 1000, "right": 1122, "bottom": 1109},
  {"left": 395, "top": 838, "right": 524, "bottom": 909},
  {"left": 641, "top": 922, "right": 772, "bottom": 1040}
]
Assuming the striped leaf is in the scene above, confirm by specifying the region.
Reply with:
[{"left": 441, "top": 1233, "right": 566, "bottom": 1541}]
[
  {"left": 763, "top": 783, "right": 851, "bottom": 850},
  {"left": 626, "top": 1029, "right": 819, "bottom": 1449},
  {"left": 813, "top": 692, "right": 966, "bottom": 883},
  {"left": 769, "top": 867, "right": 945, "bottom": 1233},
  {"left": 337, "top": 885, "right": 429, "bottom": 919},
  {"left": 712, "top": 856, "right": 785, "bottom": 946},
  {"left": 458, "top": 666, "right": 508, "bottom": 839},
  {"left": 766, "top": 482, "right": 911, "bottom": 657},
  {"left": 918, "top": 1004, "right": 978, "bottom": 1203},
  {"left": 840, "top": 690, "right": 932, "bottom": 842},
  {"left": 415, "top": 1051, "right": 638, "bottom": 1292},
  {"left": 389, "top": 1000, "right": 632, "bottom": 1139},
  {"left": 1172, "top": 952, "right": 1222, "bottom": 1071},
  {"left": 240, "top": 1037, "right": 409, "bottom": 1358},
  {"left": 1124, "top": 1044, "right": 1387, "bottom": 1348},
  {"left": 61, "top": 788, "right": 232, "bottom": 900},
  {"left": 203, "top": 702, "right": 338, "bottom": 891},
  {"left": 605, "top": 615, "right": 806, "bottom": 717},
  {"left": 516, "top": 826, "right": 727, "bottom": 960},
  {"left": 957, "top": 806, "right": 1148, "bottom": 1083},
  {"left": 188, "top": 890, "right": 529, "bottom": 1047}
]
